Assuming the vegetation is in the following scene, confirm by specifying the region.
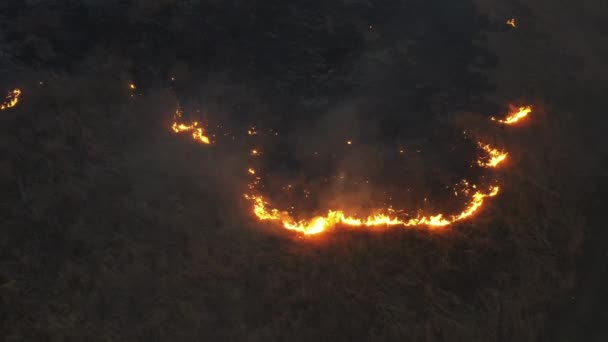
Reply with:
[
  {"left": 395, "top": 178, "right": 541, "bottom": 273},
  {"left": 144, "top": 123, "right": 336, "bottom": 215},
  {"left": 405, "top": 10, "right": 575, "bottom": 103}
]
[{"left": 0, "top": 0, "right": 605, "bottom": 340}]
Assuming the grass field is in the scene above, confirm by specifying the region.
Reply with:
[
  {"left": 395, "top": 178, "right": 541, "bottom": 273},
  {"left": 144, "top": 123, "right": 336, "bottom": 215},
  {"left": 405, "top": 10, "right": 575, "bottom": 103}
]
[{"left": 1, "top": 1, "right": 606, "bottom": 341}]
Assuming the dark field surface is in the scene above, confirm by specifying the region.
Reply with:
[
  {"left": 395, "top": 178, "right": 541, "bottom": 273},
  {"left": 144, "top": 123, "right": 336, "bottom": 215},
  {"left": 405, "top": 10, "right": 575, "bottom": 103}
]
[{"left": 1, "top": 1, "right": 606, "bottom": 341}]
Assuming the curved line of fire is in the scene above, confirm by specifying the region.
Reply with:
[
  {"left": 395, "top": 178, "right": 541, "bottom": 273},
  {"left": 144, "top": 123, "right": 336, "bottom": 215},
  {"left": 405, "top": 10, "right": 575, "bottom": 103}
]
[
  {"left": 171, "top": 104, "right": 532, "bottom": 235},
  {"left": 243, "top": 106, "right": 530, "bottom": 235},
  {"left": 3, "top": 86, "right": 531, "bottom": 236}
]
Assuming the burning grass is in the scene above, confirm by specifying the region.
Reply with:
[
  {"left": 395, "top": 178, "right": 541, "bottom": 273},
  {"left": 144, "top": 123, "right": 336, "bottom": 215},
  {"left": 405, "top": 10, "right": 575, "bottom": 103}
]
[
  {"left": 1, "top": 76, "right": 587, "bottom": 341},
  {"left": 171, "top": 107, "right": 211, "bottom": 145},
  {"left": 1, "top": 88, "right": 21, "bottom": 111},
  {"left": 241, "top": 106, "right": 527, "bottom": 235}
]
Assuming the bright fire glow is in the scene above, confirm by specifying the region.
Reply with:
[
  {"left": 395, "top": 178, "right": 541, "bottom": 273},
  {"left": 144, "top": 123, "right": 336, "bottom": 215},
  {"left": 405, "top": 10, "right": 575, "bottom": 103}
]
[
  {"left": 166, "top": 101, "right": 532, "bottom": 236},
  {"left": 1, "top": 89, "right": 21, "bottom": 111},
  {"left": 241, "top": 104, "right": 533, "bottom": 236},
  {"left": 171, "top": 107, "right": 211, "bottom": 144},
  {"left": 477, "top": 142, "right": 508, "bottom": 168},
  {"left": 245, "top": 186, "right": 500, "bottom": 235},
  {"left": 492, "top": 106, "right": 531, "bottom": 125},
  {"left": 506, "top": 18, "right": 516, "bottom": 28}
]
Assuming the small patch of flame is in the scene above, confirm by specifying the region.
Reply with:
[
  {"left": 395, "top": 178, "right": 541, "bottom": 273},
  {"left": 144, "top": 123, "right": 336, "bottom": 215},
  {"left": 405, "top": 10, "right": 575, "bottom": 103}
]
[
  {"left": 477, "top": 142, "right": 508, "bottom": 168},
  {"left": 171, "top": 107, "right": 211, "bottom": 144},
  {"left": 492, "top": 106, "right": 531, "bottom": 125},
  {"left": 129, "top": 83, "right": 136, "bottom": 90},
  {"left": 506, "top": 18, "right": 516, "bottom": 28},
  {"left": 1, "top": 89, "right": 21, "bottom": 111}
]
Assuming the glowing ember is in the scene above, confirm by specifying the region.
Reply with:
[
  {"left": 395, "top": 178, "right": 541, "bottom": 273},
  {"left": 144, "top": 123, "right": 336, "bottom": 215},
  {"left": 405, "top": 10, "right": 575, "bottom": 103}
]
[
  {"left": 506, "top": 18, "right": 517, "bottom": 28},
  {"left": 477, "top": 142, "right": 508, "bottom": 168},
  {"left": 171, "top": 107, "right": 211, "bottom": 144},
  {"left": 1, "top": 89, "right": 21, "bottom": 111},
  {"left": 492, "top": 106, "right": 532, "bottom": 125},
  {"left": 245, "top": 186, "right": 499, "bottom": 235}
]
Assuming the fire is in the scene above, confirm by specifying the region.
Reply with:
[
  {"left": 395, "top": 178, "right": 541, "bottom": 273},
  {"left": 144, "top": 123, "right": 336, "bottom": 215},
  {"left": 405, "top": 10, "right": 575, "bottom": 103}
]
[
  {"left": 477, "top": 142, "right": 508, "bottom": 168},
  {"left": 171, "top": 107, "right": 211, "bottom": 144},
  {"left": 165, "top": 101, "right": 532, "bottom": 236},
  {"left": 506, "top": 18, "right": 517, "bottom": 28},
  {"left": 129, "top": 83, "right": 136, "bottom": 90},
  {"left": 241, "top": 104, "right": 533, "bottom": 236},
  {"left": 492, "top": 106, "right": 531, "bottom": 125},
  {"left": 245, "top": 185, "right": 500, "bottom": 235},
  {"left": 1, "top": 88, "right": 21, "bottom": 111}
]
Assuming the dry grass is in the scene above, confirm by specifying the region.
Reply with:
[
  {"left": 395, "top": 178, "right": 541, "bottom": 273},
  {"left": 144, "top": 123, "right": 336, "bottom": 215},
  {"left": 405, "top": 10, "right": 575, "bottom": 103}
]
[
  {"left": 0, "top": 73, "right": 590, "bottom": 341},
  {"left": 1, "top": 1, "right": 605, "bottom": 341}
]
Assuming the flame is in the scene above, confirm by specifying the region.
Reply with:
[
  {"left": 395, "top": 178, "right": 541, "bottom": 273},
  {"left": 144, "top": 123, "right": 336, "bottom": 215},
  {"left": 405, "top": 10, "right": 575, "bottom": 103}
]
[
  {"left": 492, "top": 106, "right": 531, "bottom": 125},
  {"left": 171, "top": 107, "right": 211, "bottom": 144},
  {"left": 1, "top": 89, "right": 21, "bottom": 111},
  {"left": 129, "top": 83, "right": 136, "bottom": 90},
  {"left": 245, "top": 186, "right": 499, "bottom": 235},
  {"left": 477, "top": 142, "right": 508, "bottom": 168},
  {"left": 241, "top": 104, "right": 533, "bottom": 236},
  {"left": 165, "top": 102, "right": 532, "bottom": 236},
  {"left": 506, "top": 18, "right": 516, "bottom": 28}
]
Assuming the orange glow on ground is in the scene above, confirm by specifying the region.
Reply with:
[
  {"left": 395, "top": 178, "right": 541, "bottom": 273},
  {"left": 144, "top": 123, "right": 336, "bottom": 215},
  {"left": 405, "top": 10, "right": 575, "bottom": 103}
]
[
  {"left": 1, "top": 89, "right": 21, "bottom": 111},
  {"left": 245, "top": 186, "right": 500, "bottom": 235},
  {"left": 477, "top": 142, "right": 508, "bottom": 168},
  {"left": 166, "top": 101, "right": 533, "bottom": 236},
  {"left": 242, "top": 104, "right": 532, "bottom": 236},
  {"left": 170, "top": 107, "right": 211, "bottom": 144},
  {"left": 492, "top": 106, "right": 532, "bottom": 125}
]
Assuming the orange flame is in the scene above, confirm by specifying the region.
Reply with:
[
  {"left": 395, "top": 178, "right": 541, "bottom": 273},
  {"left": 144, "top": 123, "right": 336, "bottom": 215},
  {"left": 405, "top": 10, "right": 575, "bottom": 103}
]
[
  {"left": 241, "top": 104, "right": 533, "bottom": 236},
  {"left": 492, "top": 106, "right": 531, "bottom": 125},
  {"left": 171, "top": 108, "right": 211, "bottom": 144},
  {"left": 477, "top": 142, "right": 508, "bottom": 168},
  {"left": 245, "top": 186, "right": 499, "bottom": 235},
  {"left": 165, "top": 102, "right": 532, "bottom": 236},
  {"left": 1, "top": 89, "right": 21, "bottom": 111},
  {"left": 506, "top": 18, "right": 516, "bottom": 28}
]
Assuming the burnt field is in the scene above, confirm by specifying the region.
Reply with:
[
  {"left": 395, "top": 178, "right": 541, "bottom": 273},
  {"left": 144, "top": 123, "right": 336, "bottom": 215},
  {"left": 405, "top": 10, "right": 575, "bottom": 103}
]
[{"left": 1, "top": 1, "right": 606, "bottom": 341}]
